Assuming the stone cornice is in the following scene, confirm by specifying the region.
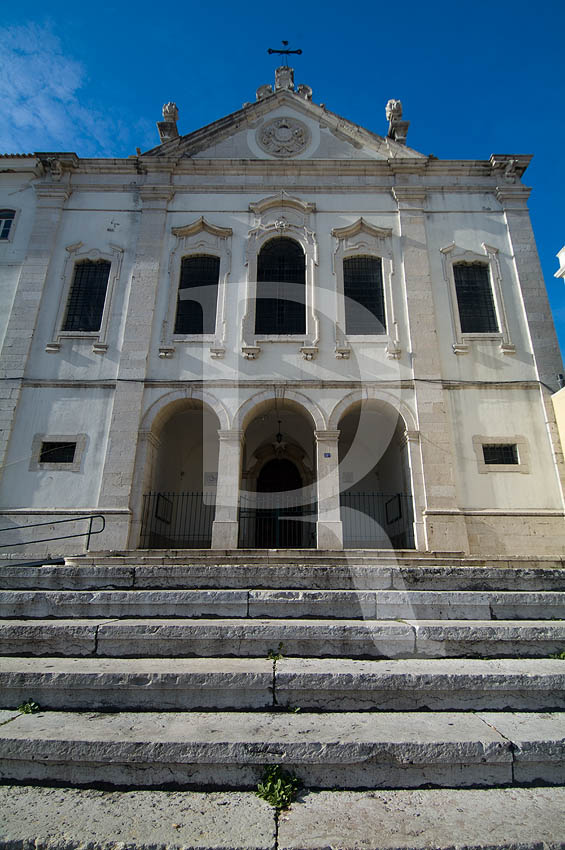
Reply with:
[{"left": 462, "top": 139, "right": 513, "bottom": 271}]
[{"left": 68, "top": 157, "right": 501, "bottom": 179}]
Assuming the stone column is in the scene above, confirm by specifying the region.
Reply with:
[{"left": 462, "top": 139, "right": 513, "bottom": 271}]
[
  {"left": 97, "top": 187, "right": 173, "bottom": 549},
  {"left": 393, "top": 187, "right": 469, "bottom": 553},
  {"left": 211, "top": 429, "right": 244, "bottom": 549},
  {"left": 0, "top": 186, "right": 68, "bottom": 480},
  {"left": 315, "top": 430, "right": 343, "bottom": 550}
]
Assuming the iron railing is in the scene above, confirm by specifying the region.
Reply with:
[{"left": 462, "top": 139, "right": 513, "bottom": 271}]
[
  {"left": 238, "top": 492, "right": 317, "bottom": 549},
  {"left": 139, "top": 491, "right": 415, "bottom": 550},
  {"left": 0, "top": 513, "right": 106, "bottom": 551},
  {"left": 340, "top": 492, "right": 415, "bottom": 549},
  {"left": 140, "top": 492, "right": 216, "bottom": 549}
]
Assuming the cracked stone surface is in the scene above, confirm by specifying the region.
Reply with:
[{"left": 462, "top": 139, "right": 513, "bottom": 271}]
[
  {"left": 0, "top": 785, "right": 276, "bottom": 850},
  {"left": 277, "top": 787, "right": 565, "bottom": 849}
]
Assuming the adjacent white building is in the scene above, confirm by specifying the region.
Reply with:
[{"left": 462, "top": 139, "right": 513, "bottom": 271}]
[{"left": 1, "top": 67, "right": 564, "bottom": 557}]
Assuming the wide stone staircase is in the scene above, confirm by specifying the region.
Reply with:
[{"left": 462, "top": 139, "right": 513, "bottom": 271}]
[{"left": 0, "top": 550, "right": 564, "bottom": 848}]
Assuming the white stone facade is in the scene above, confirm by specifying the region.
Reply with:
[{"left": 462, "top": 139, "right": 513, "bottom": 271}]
[{"left": 0, "top": 71, "right": 564, "bottom": 557}]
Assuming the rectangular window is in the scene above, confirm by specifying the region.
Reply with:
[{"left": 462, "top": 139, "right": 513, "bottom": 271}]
[
  {"left": 343, "top": 256, "right": 386, "bottom": 334},
  {"left": 454, "top": 263, "right": 499, "bottom": 334},
  {"left": 63, "top": 260, "right": 111, "bottom": 332},
  {"left": 0, "top": 210, "right": 15, "bottom": 240},
  {"left": 39, "top": 441, "right": 77, "bottom": 464},
  {"left": 175, "top": 255, "right": 220, "bottom": 334},
  {"left": 482, "top": 443, "right": 519, "bottom": 465}
]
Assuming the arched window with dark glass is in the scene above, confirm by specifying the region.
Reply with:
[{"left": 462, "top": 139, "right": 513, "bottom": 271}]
[
  {"left": 343, "top": 256, "right": 386, "bottom": 335},
  {"left": 453, "top": 262, "right": 499, "bottom": 334},
  {"left": 255, "top": 237, "right": 306, "bottom": 335},
  {"left": 174, "top": 255, "right": 220, "bottom": 335}
]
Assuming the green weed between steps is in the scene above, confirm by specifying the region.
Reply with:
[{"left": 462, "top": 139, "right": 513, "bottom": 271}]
[
  {"left": 549, "top": 649, "right": 565, "bottom": 659},
  {"left": 267, "top": 643, "right": 284, "bottom": 661},
  {"left": 18, "top": 698, "right": 40, "bottom": 714},
  {"left": 256, "top": 764, "right": 301, "bottom": 811}
]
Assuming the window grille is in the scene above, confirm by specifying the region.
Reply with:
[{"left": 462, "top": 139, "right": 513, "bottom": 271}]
[
  {"left": 255, "top": 237, "right": 306, "bottom": 334},
  {"left": 62, "top": 260, "right": 111, "bottom": 332},
  {"left": 454, "top": 263, "right": 499, "bottom": 334},
  {"left": 0, "top": 210, "right": 15, "bottom": 240},
  {"left": 39, "top": 441, "right": 76, "bottom": 464},
  {"left": 174, "top": 255, "right": 220, "bottom": 334},
  {"left": 343, "top": 256, "right": 386, "bottom": 334},
  {"left": 482, "top": 443, "right": 518, "bottom": 465}
]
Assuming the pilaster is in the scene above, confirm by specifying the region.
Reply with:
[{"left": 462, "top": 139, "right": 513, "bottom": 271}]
[
  {"left": 0, "top": 186, "right": 68, "bottom": 482},
  {"left": 315, "top": 430, "right": 343, "bottom": 550},
  {"left": 393, "top": 186, "right": 469, "bottom": 553},
  {"left": 97, "top": 187, "right": 174, "bottom": 540},
  {"left": 497, "top": 187, "right": 563, "bottom": 391},
  {"left": 211, "top": 429, "right": 244, "bottom": 549}
]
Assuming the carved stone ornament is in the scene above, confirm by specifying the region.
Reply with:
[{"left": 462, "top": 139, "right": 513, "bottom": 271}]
[
  {"left": 162, "top": 102, "right": 178, "bottom": 122},
  {"left": 386, "top": 99, "right": 403, "bottom": 121},
  {"left": 256, "top": 117, "right": 310, "bottom": 158}
]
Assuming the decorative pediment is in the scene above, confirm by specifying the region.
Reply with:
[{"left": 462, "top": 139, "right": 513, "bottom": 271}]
[
  {"left": 249, "top": 193, "right": 316, "bottom": 216},
  {"left": 142, "top": 88, "right": 427, "bottom": 162},
  {"left": 332, "top": 218, "right": 392, "bottom": 241},
  {"left": 172, "top": 217, "right": 232, "bottom": 240}
]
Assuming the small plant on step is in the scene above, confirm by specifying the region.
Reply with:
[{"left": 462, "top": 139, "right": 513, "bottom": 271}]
[
  {"left": 267, "top": 642, "right": 284, "bottom": 661},
  {"left": 256, "top": 764, "right": 301, "bottom": 811},
  {"left": 549, "top": 649, "right": 565, "bottom": 659},
  {"left": 18, "top": 698, "right": 40, "bottom": 714}
]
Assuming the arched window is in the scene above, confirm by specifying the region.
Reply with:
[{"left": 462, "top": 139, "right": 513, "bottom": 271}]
[
  {"left": 255, "top": 237, "right": 306, "bottom": 334},
  {"left": 0, "top": 210, "right": 15, "bottom": 240},
  {"left": 343, "top": 256, "right": 386, "bottom": 334},
  {"left": 174, "top": 255, "right": 220, "bottom": 335}
]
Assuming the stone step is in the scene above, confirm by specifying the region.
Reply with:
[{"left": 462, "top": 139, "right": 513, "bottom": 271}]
[
  {"left": 1, "top": 588, "right": 564, "bottom": 620},
  {"left": 3, "top": 785, "right": 564, "bottom": 850},
  {"left": 1, "top": 617, "right": 564, "bottom": 658},
  {"left": 2, "top": 562, "right": 564, "bottom": 590},
  {"left": 0, "top": 709, "right": 563, "bottom": 788},
  {"left": 1, "top": 656, "right": 564, "bottom": 712}
]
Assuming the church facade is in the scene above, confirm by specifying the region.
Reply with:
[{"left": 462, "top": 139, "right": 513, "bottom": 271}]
[{"left": 0, "top": 67, "right": 564, "bottom": 557}]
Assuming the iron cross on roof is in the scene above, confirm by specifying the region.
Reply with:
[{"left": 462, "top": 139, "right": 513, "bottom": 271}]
[{"left": 267, "top": 41, "right": 302, "bottom": 67}]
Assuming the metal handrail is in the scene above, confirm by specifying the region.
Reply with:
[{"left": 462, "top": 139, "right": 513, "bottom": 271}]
[{"left": 0, "top": 513, "right": 106, "bottom": 550}]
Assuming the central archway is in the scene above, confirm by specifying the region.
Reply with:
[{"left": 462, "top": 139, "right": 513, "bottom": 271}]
[{"left": 238, "top": 397, "right": 317, "bottom": 548}]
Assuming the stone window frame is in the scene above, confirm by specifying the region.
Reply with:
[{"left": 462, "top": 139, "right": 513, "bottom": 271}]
[
  {"left": 29, "top": 433, "right": 87, "bottom": 472},
  {"left": 46, "top": 242, "right": 123, "bottom": 354},
  {"left": 440, "top": 242, "right": 515, "bottom": 355},
  {"left": 472, "top": 434, "right": 530, "bottom": 474},
  {"left": 242, "top": 194, "right": 319, "bottom": 360},
  {"left": 0, "top": 208, "right": 18, "bottom": 243},
  {"left": 159, "top": 217, "right": 232, "bottom": 360},
  {"left": 332, "top": 218, "right": 400, "bottom": 360}
]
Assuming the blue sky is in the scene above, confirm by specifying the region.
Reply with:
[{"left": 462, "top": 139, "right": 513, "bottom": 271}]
[{"left": 1, "top": 0, "right": 564, "bottom": 362}]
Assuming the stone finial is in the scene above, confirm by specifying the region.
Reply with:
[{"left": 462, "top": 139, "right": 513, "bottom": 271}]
[
  {"left": 162, "top": 102, "right": 178, "bottom": 122},
  {"left": 256, "top": 84, "right": 273, "bottom": 101},
  {"left": 386, "top": 98, "right": 409, "bottom": 146},
  {"left": 157, "top": 101, "right": 179, "bottom": 143},
  {"left": 275, "top": 66, "right": 295, "bottom": 91},
  {"left": 386, "top": 99, "right": 403, "bottom": 121},
  {"left": 296, "top": 84, "right": 312, "bottom": 101}
]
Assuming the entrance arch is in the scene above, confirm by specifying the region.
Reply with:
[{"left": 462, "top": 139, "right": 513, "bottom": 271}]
[
  {"left": 136, "top": 397, "right": 220, "bottom": 548},
  {"left": 337, "top": 400, "right": 415, "bottom": 549},
  {"left": 238, "top": 397, "right": 317, "bottom": 548}
]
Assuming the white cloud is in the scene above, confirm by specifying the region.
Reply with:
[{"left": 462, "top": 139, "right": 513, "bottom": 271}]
[{"left": 0, "top": 22, "right": 153, "bottom": 156}]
